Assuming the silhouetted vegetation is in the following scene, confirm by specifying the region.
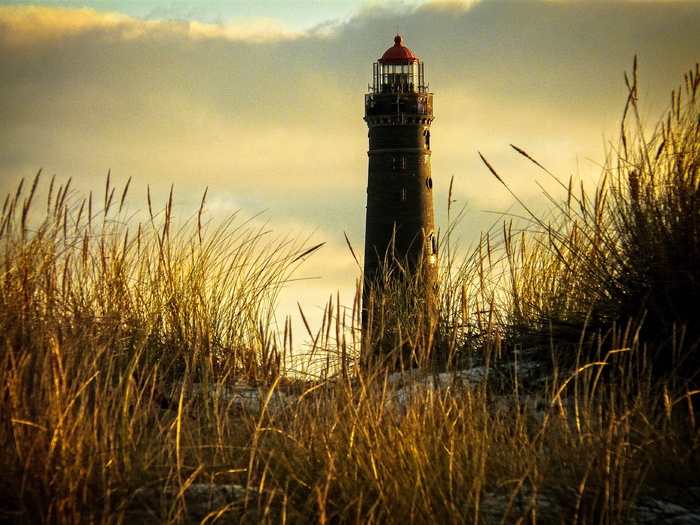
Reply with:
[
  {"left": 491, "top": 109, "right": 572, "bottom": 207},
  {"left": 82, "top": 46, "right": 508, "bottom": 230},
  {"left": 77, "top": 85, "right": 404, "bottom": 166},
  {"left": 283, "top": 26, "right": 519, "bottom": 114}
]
[{"left": 477, "top": 60, "right": 700, "bottom": 382}]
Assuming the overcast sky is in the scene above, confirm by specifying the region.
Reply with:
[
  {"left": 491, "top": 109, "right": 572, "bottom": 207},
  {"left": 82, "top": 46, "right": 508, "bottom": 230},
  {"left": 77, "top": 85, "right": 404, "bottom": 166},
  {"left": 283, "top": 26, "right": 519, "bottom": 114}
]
[{"left": 2, "top": 0, "right": 699, "bottom": 339}]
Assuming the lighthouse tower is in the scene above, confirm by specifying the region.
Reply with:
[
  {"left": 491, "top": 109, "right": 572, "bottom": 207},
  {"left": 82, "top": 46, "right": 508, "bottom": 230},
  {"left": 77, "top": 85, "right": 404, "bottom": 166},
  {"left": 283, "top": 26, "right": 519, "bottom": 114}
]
[{"left": 362, "top": 35, "right": 437, "bottom": 357}]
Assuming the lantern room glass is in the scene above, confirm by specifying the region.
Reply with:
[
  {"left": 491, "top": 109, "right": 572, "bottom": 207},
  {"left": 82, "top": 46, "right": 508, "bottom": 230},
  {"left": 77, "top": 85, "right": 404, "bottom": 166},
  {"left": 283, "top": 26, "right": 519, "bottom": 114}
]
[{"left": 372, "top": 61, "right": 426, "bottom": 94}]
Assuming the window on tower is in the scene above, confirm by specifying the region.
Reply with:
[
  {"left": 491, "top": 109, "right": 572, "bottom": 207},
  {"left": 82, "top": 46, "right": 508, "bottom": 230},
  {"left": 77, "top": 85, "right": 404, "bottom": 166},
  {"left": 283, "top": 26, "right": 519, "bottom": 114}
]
[
  {"left": 393, "top": 157, "right": 406, "bottom": 171},
  {"left": 428, "top": 232, "right": 438, "bottom": 264}
]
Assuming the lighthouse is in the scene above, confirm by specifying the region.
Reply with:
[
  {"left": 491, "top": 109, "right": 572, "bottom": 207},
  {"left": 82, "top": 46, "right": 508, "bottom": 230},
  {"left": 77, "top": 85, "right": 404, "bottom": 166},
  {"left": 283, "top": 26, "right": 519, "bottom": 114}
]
[{"left": 362, "top": 35, "right": 438, "bottom": 360}]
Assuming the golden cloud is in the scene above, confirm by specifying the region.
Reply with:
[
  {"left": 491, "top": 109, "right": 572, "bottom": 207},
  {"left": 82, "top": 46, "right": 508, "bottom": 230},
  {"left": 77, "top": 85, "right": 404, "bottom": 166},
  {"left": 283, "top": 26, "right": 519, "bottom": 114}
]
[
  {"left": 0, "top": 6, "right": 149, "bottom": 45},
  {"left": 0, "top": 6, "right": 305, "bottom": 48},
  {"left": 187, "top": 17, "right": 303, "bottom": 43}
]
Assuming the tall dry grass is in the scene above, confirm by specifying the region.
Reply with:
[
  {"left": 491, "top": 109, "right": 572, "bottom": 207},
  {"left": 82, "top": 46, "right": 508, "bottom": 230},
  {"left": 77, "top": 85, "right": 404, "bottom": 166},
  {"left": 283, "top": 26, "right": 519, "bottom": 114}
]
[
  {"left": 248, "top": 336, "right": 700, "bottom": 524},
  {"left": 0, "top": 174, "right": 321, "bottom": 522},
  {"left": 477, "top": 60, "right": 700, "bottom": 378}
]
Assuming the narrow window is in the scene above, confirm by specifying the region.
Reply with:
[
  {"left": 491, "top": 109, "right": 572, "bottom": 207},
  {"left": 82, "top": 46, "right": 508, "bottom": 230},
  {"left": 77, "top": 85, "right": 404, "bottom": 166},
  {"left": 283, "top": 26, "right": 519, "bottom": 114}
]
[
  {"left": 394, "top": 189, "right": 406, "bottom": 202},
  {"left": 428, "top": 232, "right": 438, "bottom": 264},
  {"left": 426, "top": 177, "right": 433, "bottom": 190},
  {"left": 393, "top": 156, "right": 406, "bottom": 171}
]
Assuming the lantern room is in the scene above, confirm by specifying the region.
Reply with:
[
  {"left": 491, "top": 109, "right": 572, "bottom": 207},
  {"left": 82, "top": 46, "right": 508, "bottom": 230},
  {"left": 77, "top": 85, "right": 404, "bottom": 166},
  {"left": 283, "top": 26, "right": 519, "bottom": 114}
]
[{"left": 371, "top": 35, "right": 427, "bottom": 94}]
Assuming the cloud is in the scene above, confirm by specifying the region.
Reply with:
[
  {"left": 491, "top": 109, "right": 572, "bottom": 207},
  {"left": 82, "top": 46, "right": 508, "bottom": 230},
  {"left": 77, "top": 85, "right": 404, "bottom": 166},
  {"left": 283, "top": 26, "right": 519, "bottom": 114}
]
[
  {"left": 0, "top": 5, "right": 306, "bottom": 46},
  {"left": 1, "top": 1, "right": 699, "bottom": 329},
  {"left": 186, "top": 17, "right": 303, "bottom": 42},
  {"left": 0, "top": 6, "right": 152, "bottom": 44}
]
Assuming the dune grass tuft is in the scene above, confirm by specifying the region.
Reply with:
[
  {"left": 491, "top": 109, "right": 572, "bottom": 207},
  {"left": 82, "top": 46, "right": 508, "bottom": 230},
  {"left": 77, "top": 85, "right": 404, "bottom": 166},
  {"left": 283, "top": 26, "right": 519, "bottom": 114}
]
[{"left": 477, "top": 60, "right": 700, "bottom": 379}]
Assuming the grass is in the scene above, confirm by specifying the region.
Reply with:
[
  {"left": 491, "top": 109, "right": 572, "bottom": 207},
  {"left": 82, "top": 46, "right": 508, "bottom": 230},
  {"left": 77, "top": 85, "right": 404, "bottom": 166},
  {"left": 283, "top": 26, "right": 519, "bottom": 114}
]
[
  {"left": 0, "top": 174, "right": 322, "bottom": 522},
  {"left": 477, "top": 59, "right": 700, "bottom": 378},
  {"left": 2, "top": 62, "right": 700, "bottom": 523}
]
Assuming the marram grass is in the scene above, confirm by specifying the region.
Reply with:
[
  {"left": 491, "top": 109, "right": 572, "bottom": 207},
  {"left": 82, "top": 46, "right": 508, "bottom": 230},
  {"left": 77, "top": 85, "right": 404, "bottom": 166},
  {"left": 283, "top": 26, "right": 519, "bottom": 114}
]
[{"left": 477, "top": 60, "right": 700, "bottom": 377}]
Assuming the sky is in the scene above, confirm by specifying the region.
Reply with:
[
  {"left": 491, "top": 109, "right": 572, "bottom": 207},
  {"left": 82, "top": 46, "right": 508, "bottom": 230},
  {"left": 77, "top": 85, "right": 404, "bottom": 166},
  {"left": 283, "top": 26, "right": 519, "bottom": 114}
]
[{"left": 1, "top": 0, "right": 699, "bottom": 343}]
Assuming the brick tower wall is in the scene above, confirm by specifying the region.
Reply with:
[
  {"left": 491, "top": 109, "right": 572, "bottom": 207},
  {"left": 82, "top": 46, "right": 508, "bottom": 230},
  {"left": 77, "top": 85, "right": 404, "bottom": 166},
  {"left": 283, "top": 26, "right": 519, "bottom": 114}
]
[{"left": 363, "top": 91, "right": 436, "bottom": 282}]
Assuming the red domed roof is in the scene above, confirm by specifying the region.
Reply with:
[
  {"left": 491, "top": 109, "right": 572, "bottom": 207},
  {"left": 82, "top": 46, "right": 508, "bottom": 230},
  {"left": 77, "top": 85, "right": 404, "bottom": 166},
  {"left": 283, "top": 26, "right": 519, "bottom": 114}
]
[{"left": 378, "top": 35, "right": 419, "bottom": 63}]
